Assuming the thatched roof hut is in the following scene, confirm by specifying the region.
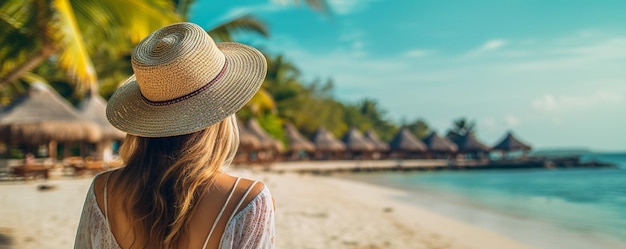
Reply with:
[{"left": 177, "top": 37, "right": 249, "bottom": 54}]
[
  {"left": 364, "top": 130, "right": 390, "bottom": 151},
  {"left": 493, "top": 131, "right": 532, "bottom": 152},
  {"left": 423, "top": 132, "right": 458, "bottom": 153},
  {"left": 311, "top": 126, "right": 345, "bottom": 152},
  {"left": 77, "top": 90, "right": 125, "bottom": 140},
  {"left": 342, "top": 127, "right": 375, "bottom": 152},
  {"left": 0, "top": 83, "right": 101, "bottom": 144},
  {"left": 284, "top": 123, "right": 315, "bottom": 152},
  {"left": 237, "top": 119, "right": 260, "bottom": 150},
  {"left": 453, "top": 134, "right": 491, "bottom": 153},
  {"left": 246, "top": 118, "right": 283, "bottom": 152},
  {"left": 389, "top": 128, "right": 427, "bottom": 152}
]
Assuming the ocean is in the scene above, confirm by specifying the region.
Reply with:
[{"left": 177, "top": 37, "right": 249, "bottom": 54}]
[{"left": 342, "top": 153, "right": 626, "bottom": 249}]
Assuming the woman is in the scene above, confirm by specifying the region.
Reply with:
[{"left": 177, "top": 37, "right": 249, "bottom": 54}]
[{"left": 75, "top": 22, "right": 274, "bottom": 249}]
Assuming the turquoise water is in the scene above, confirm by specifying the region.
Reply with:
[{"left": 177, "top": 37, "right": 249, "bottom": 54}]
[{"left": 343, "top": 153, "right": 626, "bottom": 249}]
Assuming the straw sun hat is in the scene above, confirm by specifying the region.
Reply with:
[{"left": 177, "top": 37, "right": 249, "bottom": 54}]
[{"left": 106, "top": 22, "right": 267, "bottom": 137}]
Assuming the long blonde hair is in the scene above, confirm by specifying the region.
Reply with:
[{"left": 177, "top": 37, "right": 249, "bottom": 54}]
[{"left": 114, "top": 114, "right": 239, "bottom": 248}]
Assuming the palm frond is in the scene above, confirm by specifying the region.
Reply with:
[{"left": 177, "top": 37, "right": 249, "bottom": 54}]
[
  {"left": 208, "top": 14, "right": 268, "bottom": 42},
  {"left": 52, "top": 0, "right": 96, "bottom": 92},
  {"left": 245, "top": 88, "right": 277, "bottom": 116},
  {"left": 101, "top": 0, "right": 182, "bottom": 44},
  {"left": 0, "top": 0, "right": 39, "bottom": 79},
  {"left": 301, "top": 0, "right": 330, "bottom": 12},
  {"left": 174, "top": 0, "right": 196, "bottom": 17}
]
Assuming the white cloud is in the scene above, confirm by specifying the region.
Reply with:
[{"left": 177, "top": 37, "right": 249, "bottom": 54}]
[
  {"left": 532, "top": 94, "right": 558, "bottom": 111},
  {"left": 551, "top": 37, "right": 626, "bottom": 59},
  {"left": 481, "top": 117, "right": 499, "bottom": 130},
  {"left": 218, "top": 4, "right": 285, "bottom": 22},
  {"left": 327, "top": 0, "right": 380, "bottom": 15},
  {"left": 404, "top": 49, "right": 430, "bottom": 57},
  {"left": 336, "top": 29, "right": 367, "bottom": 56},
  {"left": 463, "top": 39, "right": 508, "bottom": 57},
  {"left": 532, "top": 91, "right": 623, "bottom": 112},
  {"left": 270, "top": 0, "right": 289, "bottom": 5},
  {"left": 492, "top": 35, "right": 626, "bottom": 73},
  {"left": 480, "top": 39, "right": 507, "bottom": 51},
  {"left": 505, "top": 115, "right": 521, "bottom": 127}
]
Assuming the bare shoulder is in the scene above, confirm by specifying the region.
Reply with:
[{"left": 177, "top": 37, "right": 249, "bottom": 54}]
[
  {"left": 92, "top": 170, "right": 118, "bottom": 195},
  {"left": 91, "top": 169, "right": 121, "bottom": 210},
  {"left": 216, "top": 173, "right": 269, "bottom": 212}
]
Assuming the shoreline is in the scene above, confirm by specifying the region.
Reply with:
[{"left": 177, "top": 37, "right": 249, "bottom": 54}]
[
  {"left": 338, "top": 170, "right": 626, "bottom": 249},
  {"left": 1, "top": 169, "right": 534, "bottom": 249}
]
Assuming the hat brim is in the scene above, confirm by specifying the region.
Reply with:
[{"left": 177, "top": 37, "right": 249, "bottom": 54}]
[{"left": 106, "top": 42, "right": 267, "bottom": 137}]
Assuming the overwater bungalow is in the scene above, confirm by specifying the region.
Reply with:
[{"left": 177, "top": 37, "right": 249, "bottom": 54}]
[
  {"left": 453, "top": 134, "right": 491, "bottom": 160},
  {"left": 283, "top": 123, "right": 315, "bottom": 160},
  {"left": 364, "top": 129, "right": 390, "bottom": 159},
  {"left": 342, "top": 127, "right": 376, "bottom": 159},
  {"left": 77, "top": 89, "right": 125, "bottom": 162},
  {"left": 0, "top": 83, "right": 102, "bottom": 161},
  {"left": 389, "top": 128, "right": 427, "bottom": 159},
  {"left": 422, "top": 132, "right": 458, "bottom": 159},
  {"left": 311, "top": 126, "right": 346, "bottom": 160},
  {"left": 246, "top": 118, "right": 283, "bottom": 163},
  {"left": 492, "top": 131, "right": 532, "bottom": 159}
]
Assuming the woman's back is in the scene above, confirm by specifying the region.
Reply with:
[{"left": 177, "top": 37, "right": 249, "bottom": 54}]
[
  {"left": 75, "top": 22, "right": 274, "bottom": 249},
  {"left": 75, "top": 170, "right": 274, "bottom": 249}
]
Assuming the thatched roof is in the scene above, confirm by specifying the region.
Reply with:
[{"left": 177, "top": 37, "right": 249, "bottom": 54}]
[
  {"left": 77, "top": 90, "right": 125, "bottom": 140},
  {"left": 284, "top": 123, "right": 315, "bottom": 152},
  {"left": 246, "top": 118, "right": 283, "bottom": 152},
  {"left": 389, "top": 128, "right": 427, "bottom": 152},
  {"left": 493, "top": 131, "right": 532, "bottom": 151},
  {"left": 453, "top": 134, "right": 491, "bottom": 153},
  {"left": 423, "top": 132, "right": 458, "bottom": 153},
  {"left": 311, "top": 126, "right": 346, "bottom": 152},
  {"left": 237, "top": 119, "right": 261, "bottom": 150},
  {"left": 364, "top": 130, "right": 390, "bottom": 151},
  {"left": 342, "top": 127, "right": 375, "bottom": 152},
  {"left": 0, "top": 83, "right": 102, "bottom": 144}
]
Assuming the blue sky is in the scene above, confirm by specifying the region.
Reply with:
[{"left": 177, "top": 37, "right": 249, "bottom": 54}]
[{"left": 191, "top": 0, "right": 626, "bottom": 152}]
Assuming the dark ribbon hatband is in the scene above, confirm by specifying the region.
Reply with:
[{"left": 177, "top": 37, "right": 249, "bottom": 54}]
[{"left": 141, "top": 59, "right": 229, "bottom": 106}]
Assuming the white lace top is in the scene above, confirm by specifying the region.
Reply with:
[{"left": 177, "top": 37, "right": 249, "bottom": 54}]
[{"left": 74, "top": 176, "right": 275, "bottom": 249}]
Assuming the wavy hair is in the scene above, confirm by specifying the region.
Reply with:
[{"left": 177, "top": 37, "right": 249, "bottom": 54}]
[{"left": 113, "top": 114, "right": 239, "bottom": 248}]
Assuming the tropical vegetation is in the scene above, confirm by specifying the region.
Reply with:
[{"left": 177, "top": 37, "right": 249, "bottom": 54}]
[{"left": 0, "top": 0, "right": 472, "bottom": 145}]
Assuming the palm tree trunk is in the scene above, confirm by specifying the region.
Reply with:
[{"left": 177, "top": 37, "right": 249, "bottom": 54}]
[
  {"left": 0, "top": 45, "right": 57, "bottom": 87},
  {"left": 0, "top": 0, "right": 56, "bottom": 88}
]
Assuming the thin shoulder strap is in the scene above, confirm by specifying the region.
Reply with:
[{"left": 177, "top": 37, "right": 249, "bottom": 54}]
[
  {"left": 225, "top": 180, "right": 259, "bottom": 225},
  {"left": 202, "top": 177, "right": 242, "bottom": 249},
  {"left": 104, "top": 172, "right": 113, "bottom": 231},
  {"left": 103, "top": 172, "right": 112, "bottom": 223}
]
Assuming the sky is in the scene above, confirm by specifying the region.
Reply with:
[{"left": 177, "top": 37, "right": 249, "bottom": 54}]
[{"left": 190, "top": 0, "right": 626, "bottom": 152}]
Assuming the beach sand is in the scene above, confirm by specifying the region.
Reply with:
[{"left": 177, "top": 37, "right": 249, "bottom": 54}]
[{"left": 0, "top": 168, "right": 533, "bottom": 249}]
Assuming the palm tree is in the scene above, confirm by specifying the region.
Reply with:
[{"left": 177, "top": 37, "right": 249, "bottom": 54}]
[
  {"left": 98, "top": 0, "right": 327, "bottom": 101},
  {"left": 259, "top": 54, "right": 303, "bottom": 115},
  {"left": 406, "top": 119, "right": 430, "bottom": 139},
  {"left": 0, "top": 0, "right": 181, "bottom": 92},
  {"left": 446, "top": 117, "right": 476, "bottom": 142},
  {"left": 355, "top": 98, "right": 397, "bottom": 141},
  {"left": 1, "top": 0, "right": 328, "bottom": 103}
]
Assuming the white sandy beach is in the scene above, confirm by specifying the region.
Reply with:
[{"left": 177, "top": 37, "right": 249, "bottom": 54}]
[{"left": 0, "top": 168, "right": 533, "bottom": 249}]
